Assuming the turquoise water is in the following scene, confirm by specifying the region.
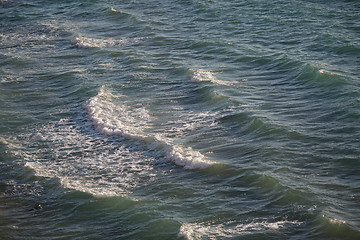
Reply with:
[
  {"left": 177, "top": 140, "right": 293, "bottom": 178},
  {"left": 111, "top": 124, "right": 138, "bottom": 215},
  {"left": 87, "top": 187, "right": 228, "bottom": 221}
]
[{"left": 1, "top": 0, "right": 360, "bottom": 239}]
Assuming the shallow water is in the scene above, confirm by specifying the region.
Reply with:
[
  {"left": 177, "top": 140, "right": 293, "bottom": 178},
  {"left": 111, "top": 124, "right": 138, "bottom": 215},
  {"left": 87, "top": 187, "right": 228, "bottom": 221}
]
[{"left": 1, "top": 0, "right": 360, "bottom": 239}]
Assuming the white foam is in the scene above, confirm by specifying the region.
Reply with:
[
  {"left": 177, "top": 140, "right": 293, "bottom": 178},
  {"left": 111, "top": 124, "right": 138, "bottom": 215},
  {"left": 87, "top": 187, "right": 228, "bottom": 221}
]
[
  {"left": 164, "top": 145, "right": 213, "bottom": 170},
  {"left": 322, "top": 215, "right": 347, "bottom": 225},
  {"left": 178, "top": 220, "right": 302, "bottom": 239},
  {"left": 0, "top": 136, "right": 8, "bottom": 145},
  {"left": 19, "top": 119, "right": 156, "bottom": 197},
  {"left": 319, "top": 69, "right": 341, "bottom": 75},
  {"left": 110, "top": 7, "right": 119, "bottom": 13},
  {"left": 318, "top": 69, "right": 346, "bottom": 78},
  {"left": 190, "top": 69, "right": 216, "bottom": 82},
  {"left": 190, "top": 69, "right": 235, "bottom": 86},
  {"left": 319, "top": 69, "right": 337, "bottom": 75},
  {"left": 84, "top": 86, "right": 215, "bottom": 170},
  {"left": 70, "top": 35, "right": 132, "bottom": 49},
  {"left": 83, "top": 86, "right": 149, "bottom": 139}
]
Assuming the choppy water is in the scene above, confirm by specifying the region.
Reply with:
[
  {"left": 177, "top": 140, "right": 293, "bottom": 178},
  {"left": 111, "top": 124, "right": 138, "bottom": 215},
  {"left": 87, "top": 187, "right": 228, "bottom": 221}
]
[{"left": 1, "top": 0, "right": 360, "bottom": 239}]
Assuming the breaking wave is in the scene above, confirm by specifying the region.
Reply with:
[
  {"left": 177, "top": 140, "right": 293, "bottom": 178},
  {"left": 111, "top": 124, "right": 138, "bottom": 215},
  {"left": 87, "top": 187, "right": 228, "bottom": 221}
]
[
  {"left": 189, "top": 69, "right": 235, "bottom": 86},
  {"left": 83, "top": 86, "right": 216, "bottom": 170}
]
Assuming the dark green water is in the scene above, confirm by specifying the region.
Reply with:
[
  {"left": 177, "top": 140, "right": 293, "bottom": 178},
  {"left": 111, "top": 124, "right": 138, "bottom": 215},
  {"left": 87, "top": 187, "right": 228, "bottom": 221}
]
[{"left": 1, "top": 0, "right": 360, "bottom": 239}]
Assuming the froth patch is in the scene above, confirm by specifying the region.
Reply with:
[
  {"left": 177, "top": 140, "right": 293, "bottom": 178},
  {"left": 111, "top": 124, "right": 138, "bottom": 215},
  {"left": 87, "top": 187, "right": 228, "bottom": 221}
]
[
  {"left": 70, "top": 35, "right": 139, "bottom": 49},
  {"left": 190, "top": 69, "right": 216, "bottom": 83},
  {"left": 19, "top": 119, "right": 157, "bottom": 197},
  {"left": 178, "top": 220, "right": 302, "bottom": 239}
]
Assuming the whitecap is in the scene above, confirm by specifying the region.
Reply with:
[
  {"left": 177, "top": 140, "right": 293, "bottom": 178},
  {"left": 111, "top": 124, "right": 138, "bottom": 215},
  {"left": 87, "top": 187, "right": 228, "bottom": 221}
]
[
  {"left": 190, "top": 69, "right": 216, "bottom": 83},
  {"left": 83, "top": 85, "right": 149, "bottom": 139},
  {"left": 190, "top": 69, "right": 235, "bottom": 86},
  {"left": 164, "top": 145, "right": 213, "bottom": 170},
  {"left": 110, "top": 7, "right": 119, "bottom": 13}
]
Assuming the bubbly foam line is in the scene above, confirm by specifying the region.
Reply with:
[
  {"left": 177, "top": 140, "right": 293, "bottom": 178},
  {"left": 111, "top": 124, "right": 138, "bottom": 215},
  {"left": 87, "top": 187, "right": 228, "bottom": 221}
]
[{"left": 84, "top": 86, "right": 215, "bottom": 170}]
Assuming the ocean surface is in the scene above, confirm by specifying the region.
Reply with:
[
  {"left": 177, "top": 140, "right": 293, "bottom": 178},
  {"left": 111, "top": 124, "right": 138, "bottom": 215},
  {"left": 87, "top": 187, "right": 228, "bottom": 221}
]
[{"left": 1, "top": 0, "right": 360, "bottom": 239}]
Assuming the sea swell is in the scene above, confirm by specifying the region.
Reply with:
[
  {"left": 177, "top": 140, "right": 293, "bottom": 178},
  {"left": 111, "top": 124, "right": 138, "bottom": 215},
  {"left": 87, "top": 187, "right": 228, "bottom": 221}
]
[{"left": 1, "top": 0, "right": 359, "bottom": 239}]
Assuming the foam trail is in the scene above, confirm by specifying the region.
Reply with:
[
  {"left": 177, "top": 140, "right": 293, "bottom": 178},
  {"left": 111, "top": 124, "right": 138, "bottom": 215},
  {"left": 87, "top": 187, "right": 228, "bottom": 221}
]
[{"left": 83, "top": 86, "right": 215, "bottom": 170}]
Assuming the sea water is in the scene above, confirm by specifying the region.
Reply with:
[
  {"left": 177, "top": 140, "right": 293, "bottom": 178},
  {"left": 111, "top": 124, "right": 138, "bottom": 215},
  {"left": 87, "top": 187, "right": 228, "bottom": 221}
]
[{"left": 1, "top": 0, "right": 359, "bottom": 239}]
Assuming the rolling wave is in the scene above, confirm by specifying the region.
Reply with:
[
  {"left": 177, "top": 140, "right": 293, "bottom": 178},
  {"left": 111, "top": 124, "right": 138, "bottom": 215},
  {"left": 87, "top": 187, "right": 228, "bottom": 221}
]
[{"left": 84, "top": 86, "right": 216, "bottom": 170}]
